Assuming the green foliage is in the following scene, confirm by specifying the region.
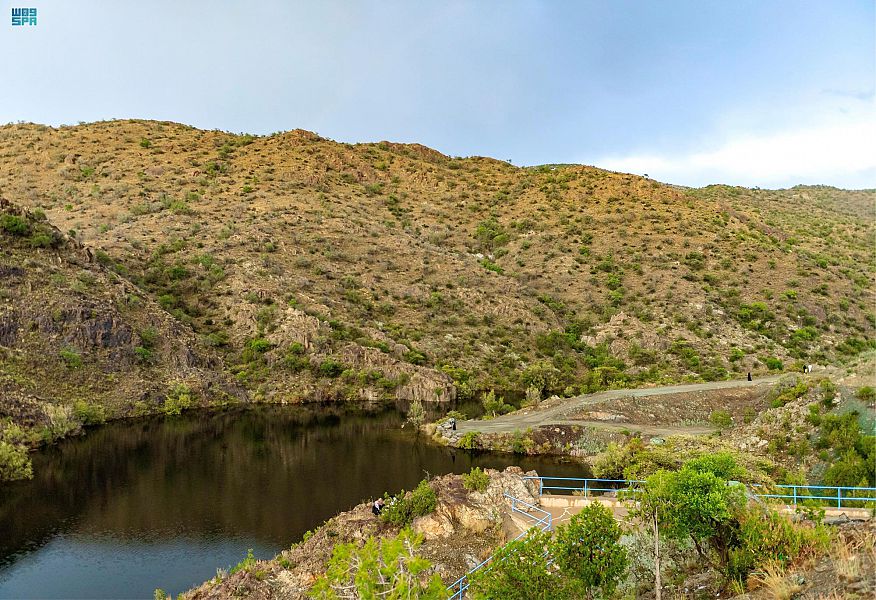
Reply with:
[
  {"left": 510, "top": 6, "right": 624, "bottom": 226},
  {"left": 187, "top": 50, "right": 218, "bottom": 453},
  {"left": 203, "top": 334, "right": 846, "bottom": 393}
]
[
  {"left": 710, "top": 410, "right": 733, "bottom": 429},
  {"left": 479, "top": 258, "right": 504, "bottom": 274},
  {"left": 309, "top": 529, "right": 447, "bottom": 599},
  {"left": 856, "top": 386, "right": 875, "bottom": 403},
  {"left": 763, "top": 356, "right": 783, "bottom": 371},
  {"left": 469, "top": 530, "right": 570, "bottom": 600},
  {"left": 1, "top": 214, "right": 30, "bottom": 236},
  {"left": 242, "top": 337, "right": 272, "bottom": 362},
  {"left": 0, "top": 441, "right": 33, "bottom": 481},
  {"left": 229, "top": 548, "right": 256, "bottom": 575},
  {"left": 73, "top": 401, "right": 106, "bottom": 426},
  {"left": 163, "top": 383, "right": 193, "bottom": 416},
  {"left": 406, "top": 399, "right": 426, "bottom": 428},
  {"left": 727, "top": 507, "right": 830, "bottom": 582},
  {"left": 458, "top": 431, "right": 480, "bottom": 450},
  {"left": 552, "top": 503, "right": 628, "bottom": 597},
  {"left": 139, "top": 138, "right": 152, "bottom": 149},
  {"left": 769, "top": 378, "right": 808, "bottom": 408},
  {"left": 59, "top": 347, "right": 82, "bottom": 369},
  {"left": 318, "top": 359, "right": 345, "bottom": 378},
  {"left": 380, "top": 479, "right": 437, "bottom": 527},
  {"left": 153, "top": 589, "right": 168, "bottom": 600},
  {"left": 462, "top": 467, "right": 489, "bottom": 492},
  {"left": 481, "top": 390, "right": 513, "bottom": 418},
  {"left": 474, "top": 219, "right": 509, "bottom": 249},
  {"left": 520, "top": 360, "right": 560, "bottom": 396}
]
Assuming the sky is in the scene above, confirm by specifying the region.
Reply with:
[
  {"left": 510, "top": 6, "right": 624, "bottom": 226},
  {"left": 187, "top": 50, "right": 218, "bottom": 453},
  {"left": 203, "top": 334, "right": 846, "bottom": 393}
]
[{"left": 1, "top": 1, "right": 874, "bottom": 189}]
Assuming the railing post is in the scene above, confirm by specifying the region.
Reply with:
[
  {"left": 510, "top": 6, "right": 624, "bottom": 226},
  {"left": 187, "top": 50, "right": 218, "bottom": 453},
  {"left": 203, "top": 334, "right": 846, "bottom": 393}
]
[
  {"left": 793, "top": 485, "right": 797, "bottom": 506},
  {"left": 837, "top": 488, "right": 842, "bottom": 509},
  {"left": 584, "top": 479, "right": 588, "bottom": 498},
  {"left": 539, "top": 478, "right": 543, "bottom": 496}
]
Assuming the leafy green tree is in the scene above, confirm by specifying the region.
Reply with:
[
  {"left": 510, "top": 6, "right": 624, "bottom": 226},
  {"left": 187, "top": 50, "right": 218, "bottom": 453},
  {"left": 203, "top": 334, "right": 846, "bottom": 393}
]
[
  {"left": 469, "top": 530, "right": 572, "bottom": 600},
  {"left": 406, "top": 399, "right": 426, "bottom": 429},
  {"left": 309, "top": 529, "right": 448, "bottom": 599},
  {"left": 553, "top": 503, "right": 628, "bottom": 598}
]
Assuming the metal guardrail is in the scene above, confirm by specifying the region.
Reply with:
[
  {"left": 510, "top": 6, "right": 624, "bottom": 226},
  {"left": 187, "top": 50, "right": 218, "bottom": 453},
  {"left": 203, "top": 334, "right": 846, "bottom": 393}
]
[
  {"left": 446, "top": 492, "right": 552, "bottom": 600},
  {"left": 445, "top": 477, "right": 875, "bottom": 599},
  {"left": 525, "top": 476, "right": 876, "bottom": 509}
]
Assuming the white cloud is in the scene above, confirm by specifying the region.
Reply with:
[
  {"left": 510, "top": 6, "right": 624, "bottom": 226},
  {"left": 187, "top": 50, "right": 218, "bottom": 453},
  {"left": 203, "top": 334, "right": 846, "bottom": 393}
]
[{"left": 593, "top": 110, "right": 876, "bottom": 189}]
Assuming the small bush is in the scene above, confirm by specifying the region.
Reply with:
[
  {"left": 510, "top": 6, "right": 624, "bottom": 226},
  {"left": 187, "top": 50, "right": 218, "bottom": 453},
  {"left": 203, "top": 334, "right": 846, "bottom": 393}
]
[
  {"left": 462, "top": 467, "right": 489, "bottom": 492},
  {"left": 763, "top": 356, "right": 783, "bottom": 371},
  {"left": 73, "top": 401, "right": 106, "bottom": 426},
  {"left": 1, "top": 214, "right": 30, "bottom": 236},
  {"left": 710, "top": 410, "right": 733, "bottom": 429},
  {"left": 856, "top": 386, "right": 875, "bottom": 404},
  {"left": 229, "top": 548, "right": 256, "bottom": 575},
  {"left": 0, "top": 441, "right": 33, "bottom": 481},
  {"left": 163, "top": 383, "right": 193, "bottom": 416},
  {"left": 318, "top": 359, "right": 345, "bottom": 378},
  {"left": 381, "top": 479, "right": 437, "bottom": 526},
  {"left": 59, "top": 348, "right": 82, "bottom": 369},
  {"left": 458, "top": 431, "right": 480, "bottom": 450}
]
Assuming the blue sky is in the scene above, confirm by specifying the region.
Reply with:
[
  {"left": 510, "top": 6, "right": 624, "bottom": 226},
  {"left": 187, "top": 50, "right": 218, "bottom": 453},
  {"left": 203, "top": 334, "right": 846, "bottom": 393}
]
[{"left": 2, "top": 1, "right": 874, "bottom": 188}]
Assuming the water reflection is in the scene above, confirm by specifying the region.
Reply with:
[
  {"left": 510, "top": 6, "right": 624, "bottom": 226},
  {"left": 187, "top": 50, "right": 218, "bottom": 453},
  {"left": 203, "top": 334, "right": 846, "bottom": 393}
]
[{"left": 0, "top": 405, "right": 587, "bottom": 598}]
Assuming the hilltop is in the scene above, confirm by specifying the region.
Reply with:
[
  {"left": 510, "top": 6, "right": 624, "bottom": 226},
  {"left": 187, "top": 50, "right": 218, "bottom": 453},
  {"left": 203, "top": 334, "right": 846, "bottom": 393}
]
[{"left": 0, "top": 120, "right": 873, "bottom": 409}]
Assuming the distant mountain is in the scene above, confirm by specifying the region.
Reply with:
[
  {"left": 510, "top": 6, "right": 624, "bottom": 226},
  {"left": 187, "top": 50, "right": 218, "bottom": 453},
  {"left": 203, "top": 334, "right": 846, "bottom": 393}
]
[{"left": 0, "top": 120, "right": 873, "bottom": 409}]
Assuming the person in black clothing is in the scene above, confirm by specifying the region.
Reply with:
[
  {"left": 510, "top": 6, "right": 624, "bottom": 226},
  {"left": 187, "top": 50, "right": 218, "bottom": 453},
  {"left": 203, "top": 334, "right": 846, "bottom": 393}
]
[
  {"left": 747, "top": 372, "right": 752, "bottom": 381},
  {"left": 372, "top": 497, "right": 385, "bottom": 516}
]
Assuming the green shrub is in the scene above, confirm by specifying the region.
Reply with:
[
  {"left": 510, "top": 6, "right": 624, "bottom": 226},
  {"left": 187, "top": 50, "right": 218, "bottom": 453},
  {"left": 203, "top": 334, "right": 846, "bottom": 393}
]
[
  {"left": 462, "top": 467, "right": 489, "bottom": 492},
  {"left": 727, "top": 507, "right": 830, "bottom": 582},
  {"left": 163, "top": 383, "right": 193, "bottom": 416},
  {"left": 481, "top": 390, "right": 513, "bottom": 418},
  {"left": 309, "top": 529, "right": 446, "bottom": 599},
  {"left": 73, "top": 401, "right": 106, "bottom": 426},
  {"left": 59, "top": 348, "right": 82, "bottom": 369},
  {"left": 763, "top": 356, "right": 783, "bottom": 371},
  {"left": 469, "top": 530, "right": 573, "bottom": 600},
  {"left": 318, "top": 359, "right": 345, "bottom": 378},
  {"left": 458, "top": 431, "right": 480, "bottom": 450},
  {"left": 710, "top": 410, "right": 733, "bottom": 429},
  {"left": 553, "top": 503, "right": 628, "bottom": 597},
  {"left": 380, "top": 479, "right": 437, "bottom": 527},
  {"left": 134, "top": 346, "right": 153, "bottom": 363},
  {"left": 0, "top": 441, "right": 33, "bottom": 481},
  {"left": 1, "top": 214, "right": 30, "bottom": 236},
  {"left": 856, "top": 386, "right": 875, "bottom": 403},
  {"left": 229, "top": 548, "right": 256, "bottom": 575},
  {"left": 139, "top": 138, "right": 152, "bottom": 149}
]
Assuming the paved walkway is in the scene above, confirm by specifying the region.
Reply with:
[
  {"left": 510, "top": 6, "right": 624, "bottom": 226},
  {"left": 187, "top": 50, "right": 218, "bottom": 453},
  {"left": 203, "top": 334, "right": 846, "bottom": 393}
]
[{"left": 456, "top": 376, "right": 782, "bottom": 436}]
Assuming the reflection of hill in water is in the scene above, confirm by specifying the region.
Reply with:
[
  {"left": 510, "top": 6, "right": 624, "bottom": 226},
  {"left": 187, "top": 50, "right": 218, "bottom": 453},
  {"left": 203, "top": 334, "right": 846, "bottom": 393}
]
[{"left": 0, "top": 406, "right": 585, "bottom": 571}]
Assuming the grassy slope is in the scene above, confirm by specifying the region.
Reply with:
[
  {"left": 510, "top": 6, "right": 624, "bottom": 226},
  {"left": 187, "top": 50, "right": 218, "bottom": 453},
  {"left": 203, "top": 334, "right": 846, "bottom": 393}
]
[{"left": 0, "top": 120, "right": 873, "bottom": 404}]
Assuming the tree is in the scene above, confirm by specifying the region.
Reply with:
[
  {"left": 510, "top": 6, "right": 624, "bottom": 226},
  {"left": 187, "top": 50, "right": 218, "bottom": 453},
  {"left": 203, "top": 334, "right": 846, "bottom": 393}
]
[
  {"left": 468, "top": 530, "right": 573, "bottom": 600},
  {"left": 406, "top": 399, "right": 426, "bottom": 429},
  {"left": 309, "top": 529, "right": 448, "bottom": 599},
  {"left": 629, "top": 456, "right": 748, "bottom": 598},
  {"left": 553, "top": 503, "right": 628, "bottom": 598}
]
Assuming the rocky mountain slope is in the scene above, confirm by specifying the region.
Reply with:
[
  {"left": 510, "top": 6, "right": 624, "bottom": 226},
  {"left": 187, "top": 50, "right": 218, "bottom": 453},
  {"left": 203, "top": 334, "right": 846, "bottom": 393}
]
[
  {"left": 0, "top": 120, "right": 873, "bottom": 406},
  {"left": 0, "top": 199, "right": 244, "bottom": 456}
]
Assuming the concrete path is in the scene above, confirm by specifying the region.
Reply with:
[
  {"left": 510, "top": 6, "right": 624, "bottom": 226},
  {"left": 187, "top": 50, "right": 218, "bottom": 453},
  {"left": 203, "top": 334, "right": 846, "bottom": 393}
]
[{"left": 455, "top": 376, "right": 782, "bottom": 437}]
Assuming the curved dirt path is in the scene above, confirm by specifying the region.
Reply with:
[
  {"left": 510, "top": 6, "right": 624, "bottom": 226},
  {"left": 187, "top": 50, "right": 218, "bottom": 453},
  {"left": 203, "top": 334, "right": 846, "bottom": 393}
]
[{"left": 455, "top": 376, "right": 782, "bottom": 437}]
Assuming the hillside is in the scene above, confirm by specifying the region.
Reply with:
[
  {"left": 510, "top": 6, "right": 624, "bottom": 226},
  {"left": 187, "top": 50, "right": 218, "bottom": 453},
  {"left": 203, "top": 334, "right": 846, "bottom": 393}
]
[
  {"left": 0, "top": 199, "right": 244, "bottom": 472},
  {"left": 0, "top": 120, "right": 873, "bottom": 407}
]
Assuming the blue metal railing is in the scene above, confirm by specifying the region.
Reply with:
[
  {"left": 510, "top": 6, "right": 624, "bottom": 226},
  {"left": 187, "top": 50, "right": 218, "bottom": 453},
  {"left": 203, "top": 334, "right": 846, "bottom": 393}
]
[
  {"left": 446, "top": 492, "right": 552, "bottom": 600},
  {"left": 525, "top": 476, "right": 876, "bottom": 509},
  {"left": 445, "top": 477, "right": 875, "bottom": 598}
]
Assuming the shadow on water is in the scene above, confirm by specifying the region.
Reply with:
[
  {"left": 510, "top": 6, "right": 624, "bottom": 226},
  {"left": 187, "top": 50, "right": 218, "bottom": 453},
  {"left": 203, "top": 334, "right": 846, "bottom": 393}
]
[{"left": 0, "top": 405, "right": 588, "bottom": 599}]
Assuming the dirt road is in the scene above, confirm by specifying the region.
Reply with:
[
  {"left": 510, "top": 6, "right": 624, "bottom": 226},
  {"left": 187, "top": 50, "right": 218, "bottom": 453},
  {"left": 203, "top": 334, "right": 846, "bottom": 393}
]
[{"left": 455, "top": 376, "right": 782, "bottom": 437}]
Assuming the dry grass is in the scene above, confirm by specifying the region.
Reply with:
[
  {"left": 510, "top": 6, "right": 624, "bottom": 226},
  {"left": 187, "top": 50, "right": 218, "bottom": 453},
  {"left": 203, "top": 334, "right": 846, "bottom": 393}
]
[{"left": 749, "top": 561, "right": 803, "bottom": 600}]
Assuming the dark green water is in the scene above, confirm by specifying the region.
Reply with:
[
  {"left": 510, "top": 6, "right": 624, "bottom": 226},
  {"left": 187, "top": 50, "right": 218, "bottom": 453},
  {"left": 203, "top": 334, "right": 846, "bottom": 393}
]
[{"left": 0, "top": 405, "right": 586, "bottom": 599}]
